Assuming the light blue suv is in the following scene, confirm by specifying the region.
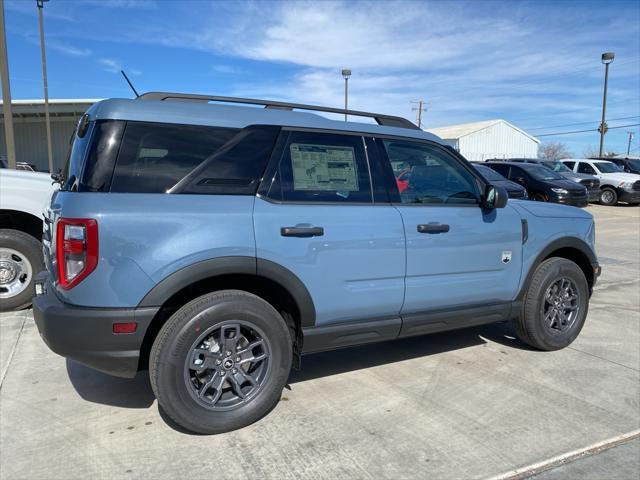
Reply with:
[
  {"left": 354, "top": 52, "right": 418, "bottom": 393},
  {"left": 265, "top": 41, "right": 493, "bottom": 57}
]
[{"left": 33, "top": 92, "right": 600, "bottom": 434}]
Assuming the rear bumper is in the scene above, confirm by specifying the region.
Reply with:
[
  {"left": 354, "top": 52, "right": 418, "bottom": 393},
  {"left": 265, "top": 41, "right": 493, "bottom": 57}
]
[{"left": 32, "top": 273, "right": 158, "bottom": 378}]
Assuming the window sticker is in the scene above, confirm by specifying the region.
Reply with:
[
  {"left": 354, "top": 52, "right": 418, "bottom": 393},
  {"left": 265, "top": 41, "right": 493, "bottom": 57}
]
[{"left": 290, "top": 143, "right": 359, "bottom": 191}]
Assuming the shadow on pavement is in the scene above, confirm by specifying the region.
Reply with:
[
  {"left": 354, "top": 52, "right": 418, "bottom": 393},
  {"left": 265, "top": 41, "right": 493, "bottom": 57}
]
[
  {"left": 289, "top": 325, "right": 493, "bottom": 384},
  {"left": 66, "top": 359, "right": 155, "bottom": 409},
  {"left": 65, "top": 322, "right": 530, "bottom": 412}
]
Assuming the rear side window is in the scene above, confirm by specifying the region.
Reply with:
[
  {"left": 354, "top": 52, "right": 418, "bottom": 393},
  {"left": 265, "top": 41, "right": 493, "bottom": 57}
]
[
  {"left": 110, "top": 122, "right": 238, "bottom": 193},
  {"left": 265, "top": 131, "right": 373, "bottom": 203}
]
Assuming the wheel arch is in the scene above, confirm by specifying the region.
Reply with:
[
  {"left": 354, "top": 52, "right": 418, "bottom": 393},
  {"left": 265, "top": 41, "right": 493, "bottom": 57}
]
[
  {"left": 518, "top": 237, "right": 598, "bottom": 301},
  {"left": 0, "top": 209, "right": 43, "bottom": 241},
  {"left": 137, "top": 256, "right": 315, "bottom": 370}
]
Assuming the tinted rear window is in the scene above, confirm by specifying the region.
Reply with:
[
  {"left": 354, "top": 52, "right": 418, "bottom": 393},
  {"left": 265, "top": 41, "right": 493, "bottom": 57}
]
[{"left": 110, "top": 122, "right": 238, "bottom": 193}]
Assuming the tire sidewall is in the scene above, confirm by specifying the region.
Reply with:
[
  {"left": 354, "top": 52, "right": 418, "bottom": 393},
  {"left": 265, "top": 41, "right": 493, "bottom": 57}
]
[
  {"left": 0, "top": 229, "right": 43, "bottom": 311},
  {"left": 152, "top": 292, "right": 292, "bottom": 434},
  {"left": 600, "top": 187, "right": 617, "bottom": 206},
  {"left": 525, "top": 259, "right": 589, "bottom": 350}
]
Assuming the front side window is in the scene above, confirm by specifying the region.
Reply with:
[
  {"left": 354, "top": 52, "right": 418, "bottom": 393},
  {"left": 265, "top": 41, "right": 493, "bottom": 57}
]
[
  {"left": 110, "top": 122, "right": 238, "bottom": 193},
  {"left": 592, "top": 162, "right": 620, "bottom": 173},
  {"left": 383, "top": 140, "right": 479, "bottom": 204},
  {"left": 266, "top": 131, "right": 372, "bottom": 203},
  {"left": 563, "top": 161, "right": 575, "bottom": 169}
]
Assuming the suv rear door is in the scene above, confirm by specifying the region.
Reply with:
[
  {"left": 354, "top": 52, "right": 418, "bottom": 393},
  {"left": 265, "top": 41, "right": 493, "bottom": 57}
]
[
  {"left": 254, "top": 130, "right": 405, "bottom": 327},
  {"left": 376, "top": 139, "right": 523, "bottom": 329}
]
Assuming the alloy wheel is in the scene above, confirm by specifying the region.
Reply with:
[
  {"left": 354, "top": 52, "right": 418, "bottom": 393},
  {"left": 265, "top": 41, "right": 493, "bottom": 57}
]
[
  {"left": 542, "top": 277, "right": 580, "bottom": 334},
  {"left": 184, "top": 320, "right": 271, "bottom": 410}
]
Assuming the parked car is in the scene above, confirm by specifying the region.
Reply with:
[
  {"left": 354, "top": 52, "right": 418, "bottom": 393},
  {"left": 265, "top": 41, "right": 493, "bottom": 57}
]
[
  {"left": 484, "top": 161, "right": 588, "bottom": 207},
  {"left": 561, "top": 159, "right": 640, "bottom": 206},
  {"left": 471, "top": 163, "right": 528, "bottom": 199},
  {"left": 33, "top": 92, "right": 600, "bottom": 434},
  {"left": 0, "top": 156, "right": 40, "bottom": 172},
  {"left": 608, "top": 157, "right": 640, "bottom": 175},
  {"left": 0, "top": 168, "right": 55, "bottom": 310},
  {"left": 497, "top": 158, "right": 600, "bottom": 203}
]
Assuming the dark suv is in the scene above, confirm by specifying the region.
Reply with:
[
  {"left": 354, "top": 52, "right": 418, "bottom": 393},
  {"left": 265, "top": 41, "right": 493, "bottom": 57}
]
[
  {"left": 493, "top": 158, "right": 600, "bottom": 202},
  {"left": 485, "top": 161, "right": 588, "bottom": 207},
  {"left": 608, "top": 157, "right": 640, "bottom": 175},
  {"left": 33, "top": 92, "right": 599, "bottom": 434}
]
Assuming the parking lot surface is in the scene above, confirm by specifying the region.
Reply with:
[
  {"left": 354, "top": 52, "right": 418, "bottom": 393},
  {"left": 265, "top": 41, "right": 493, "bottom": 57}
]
[{"left": 1, "top": 204, "right": 638, "bottom": 480}]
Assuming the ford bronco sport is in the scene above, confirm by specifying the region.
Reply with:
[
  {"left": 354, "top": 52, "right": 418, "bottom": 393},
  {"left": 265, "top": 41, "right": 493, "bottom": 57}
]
[{"left": 33, "top": 93, "right": 600, "bottom": 434}]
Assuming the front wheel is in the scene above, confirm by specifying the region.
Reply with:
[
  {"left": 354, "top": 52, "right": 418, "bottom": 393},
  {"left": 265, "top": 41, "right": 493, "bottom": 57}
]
[
  {"left": 512, "top": 257, "right": 589, "bottom": 350},
  {"left": 150, "top": 290, "right": 292, "bottom": 434},
  {"left": 531, "top": 193, "right": 546, "bottom": 202},
  {"left": 599, "top": 187, "right": 618, "bottom": 206}
]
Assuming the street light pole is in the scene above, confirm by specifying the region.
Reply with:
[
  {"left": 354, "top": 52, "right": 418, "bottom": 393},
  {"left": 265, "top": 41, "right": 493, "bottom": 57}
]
[
  {"left": 0, "top": 0, "right": 17, "bottom": 169},
  {"left": 37, "top": 0, "right": 54, "bottom": 173},
  {"left": 598, "top": 52, "right": 614, "bottom": 158},
  {"left": 627, "top": 132, "right": 634, "bottom": 156},
  {"left": 341, "top": 69, "right": 351, "bottom": 122}
]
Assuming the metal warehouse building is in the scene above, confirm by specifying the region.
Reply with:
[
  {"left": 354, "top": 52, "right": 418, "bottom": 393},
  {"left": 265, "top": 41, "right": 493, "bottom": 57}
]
[
  {"left": 1, "top": 99, "right": 97, "bottom": 172},
  {"left": 427, "top": 119, "right": 540, "bottom": 162}
]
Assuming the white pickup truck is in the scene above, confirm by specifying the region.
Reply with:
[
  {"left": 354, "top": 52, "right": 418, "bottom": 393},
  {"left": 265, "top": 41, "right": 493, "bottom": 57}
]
[{"left": 0, "top": 169, "right": 55, "bottom": 311}]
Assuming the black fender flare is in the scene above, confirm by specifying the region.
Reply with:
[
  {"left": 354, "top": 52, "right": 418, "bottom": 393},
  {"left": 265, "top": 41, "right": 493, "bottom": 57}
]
[
  {"left": 517, "top": 236, "right": 598, "bottom": 301},
  {"left": 137, "top": 256, "right": 316, "bottom": 327}
]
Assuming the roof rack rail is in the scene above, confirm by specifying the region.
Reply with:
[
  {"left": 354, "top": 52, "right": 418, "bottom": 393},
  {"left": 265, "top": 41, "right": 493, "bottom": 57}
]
[{"left": 137, "top": 91, "right": 420, "bottom": 130}]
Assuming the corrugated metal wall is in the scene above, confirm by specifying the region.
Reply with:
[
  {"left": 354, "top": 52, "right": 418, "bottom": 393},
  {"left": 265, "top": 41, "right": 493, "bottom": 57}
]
[
  {"left": 459, "top": 122, "right": 538, "bottom": 162},
  {"left": 0, "top": 118, "right": 77, "bottom": 172}
]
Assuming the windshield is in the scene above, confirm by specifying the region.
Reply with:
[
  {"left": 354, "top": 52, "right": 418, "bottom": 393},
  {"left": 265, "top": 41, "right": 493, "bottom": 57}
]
[
  {"left": 473, "top": 164, "right": 505, "bottom": 181},
  {"left": 595, "top": 162, "right": 621, "bottom": 173},
  {"left": 524, "top": 164, "right": 564, "bottom": 181},
  {"left": 542, "top": 161, "right": 572, "bottom": 173}
]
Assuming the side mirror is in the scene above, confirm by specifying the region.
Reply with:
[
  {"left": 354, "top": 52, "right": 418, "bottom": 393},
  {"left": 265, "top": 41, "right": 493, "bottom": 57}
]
[{"left": 483, "top": 184, "right": 508, "bottom": 209}]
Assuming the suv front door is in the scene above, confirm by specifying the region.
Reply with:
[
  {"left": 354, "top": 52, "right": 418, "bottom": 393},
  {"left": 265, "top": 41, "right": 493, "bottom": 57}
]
[
  {"left": 378, "top": 139, "right": 523, "bottom": 329},
  {"left": 254, "top": 130, "right": 406, "bottom": 327}
]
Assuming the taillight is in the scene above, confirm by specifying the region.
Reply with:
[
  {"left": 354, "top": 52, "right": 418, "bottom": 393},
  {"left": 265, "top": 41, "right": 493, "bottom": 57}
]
[{"left": 56, "top": 218, "right": 98, "bottom": 290}]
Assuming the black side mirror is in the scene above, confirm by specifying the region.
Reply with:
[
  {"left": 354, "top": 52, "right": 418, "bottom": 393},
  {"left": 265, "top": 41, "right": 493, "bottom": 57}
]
[{"left": 483, "top": 184, "right": 508, "bottom": 209}]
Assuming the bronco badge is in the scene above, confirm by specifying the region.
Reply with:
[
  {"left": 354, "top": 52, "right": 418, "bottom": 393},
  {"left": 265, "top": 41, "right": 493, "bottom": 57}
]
[{"left": 502, "top": 251, "right": 512, "bottom": 264}]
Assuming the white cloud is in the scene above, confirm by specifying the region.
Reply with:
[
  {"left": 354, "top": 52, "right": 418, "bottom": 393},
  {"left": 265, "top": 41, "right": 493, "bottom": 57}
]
[{"left": 99, "top": 58, "right": 123, "bottom": 73}]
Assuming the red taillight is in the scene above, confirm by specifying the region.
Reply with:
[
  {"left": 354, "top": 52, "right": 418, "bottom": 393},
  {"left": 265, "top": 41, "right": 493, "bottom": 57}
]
[
  {"left": 56, "top": 218, "right": 98, "bottom": 290},
  {"left": 113, "top": 322, "right": 137, "bottom": 334}
]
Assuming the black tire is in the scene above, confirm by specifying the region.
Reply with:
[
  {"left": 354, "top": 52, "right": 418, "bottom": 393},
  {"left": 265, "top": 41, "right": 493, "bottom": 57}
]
[
  {"left": 599, "top": 187, "right": 618, "bottom": 206},
  {"left": 0, "top": 229, "right": 43, "bottom": 312},
  {"left": 150, "top": 290, "right": 292, "bottom": 434},
  {"left": 512, "top": 257, "right": 589, "bottom": 351}
]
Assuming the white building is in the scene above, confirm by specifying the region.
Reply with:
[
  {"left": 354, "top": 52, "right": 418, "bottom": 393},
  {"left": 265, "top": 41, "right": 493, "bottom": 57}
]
[{"left": 427, "top": 119, "right": 540, "bottom": 162}]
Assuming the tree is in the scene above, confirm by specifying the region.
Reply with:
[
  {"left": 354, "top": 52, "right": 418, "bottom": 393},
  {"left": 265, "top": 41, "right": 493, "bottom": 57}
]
[{"left": 539, "top": 142, "right": 572, "bottom": 160}]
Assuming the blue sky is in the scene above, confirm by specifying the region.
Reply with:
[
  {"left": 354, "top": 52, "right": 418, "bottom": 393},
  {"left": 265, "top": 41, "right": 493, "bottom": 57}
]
[{"left": 4, "top": 0, "right": 640, "bottom": 155}]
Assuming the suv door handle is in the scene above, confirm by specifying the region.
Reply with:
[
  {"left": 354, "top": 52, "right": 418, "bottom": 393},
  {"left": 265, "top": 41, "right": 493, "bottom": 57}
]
[
  {"left": 281, "top": 226, "right": 324, "bottom": 238},
  {"left": 417, "top": 223, "right": 450, "bottom": 234}
]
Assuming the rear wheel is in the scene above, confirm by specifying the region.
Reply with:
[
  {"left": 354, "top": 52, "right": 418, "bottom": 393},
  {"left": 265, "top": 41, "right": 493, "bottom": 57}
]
[
  {"left": 150, "top": 290, "right": 292, "bottom": 434},
  {"left": 599, "top": 187, "right": 617, "bottom": 206},
  {"left": 512, "top": 257, "right": 589, "bottom": 351},
  {"left": 0, "top": 229, "right": 43, "bottom": 312}
]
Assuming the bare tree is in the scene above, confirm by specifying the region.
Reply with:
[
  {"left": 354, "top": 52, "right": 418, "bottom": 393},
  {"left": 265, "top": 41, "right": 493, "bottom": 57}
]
[
  {"left": 582, "top": 145, "right": 599, "bottom": 158},
  {"left": 539, "top": 142, "right": 572, "bottom": 160}
]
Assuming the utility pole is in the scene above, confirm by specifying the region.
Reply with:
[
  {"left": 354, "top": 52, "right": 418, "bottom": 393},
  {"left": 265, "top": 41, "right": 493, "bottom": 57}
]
[
  {"left": 0, "top": 0, "right": 16, "bottom": 169},
  {"left": 411, "top": 100, "right": 428, "bottom": 128},
  {"left": 627, "top": 131, "right": 635, "bottom": 156},
  {"left": 599, "top": 52, "right": 615, "bottom": 158},
  {"left": 37, "top": 0, "right": 54, "bottom": 173}
]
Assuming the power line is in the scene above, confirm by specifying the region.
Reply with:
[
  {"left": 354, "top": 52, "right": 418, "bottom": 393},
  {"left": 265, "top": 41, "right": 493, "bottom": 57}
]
[
  {"left": 525, "top": 115, "right": 640, "bottom": 131},
  {"left": 536, "top": 123, "right": 640, "bottom": 137}
]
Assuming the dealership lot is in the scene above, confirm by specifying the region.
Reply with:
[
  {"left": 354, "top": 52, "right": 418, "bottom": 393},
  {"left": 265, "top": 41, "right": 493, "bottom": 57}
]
[{"left": 1, "top": 204, "right": 638, "bottom": 480}]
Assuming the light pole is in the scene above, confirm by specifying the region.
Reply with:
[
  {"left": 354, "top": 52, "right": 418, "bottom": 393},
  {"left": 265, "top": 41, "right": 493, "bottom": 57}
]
[
  {"left": 627, "top": 131, "right": 634, "bottom": 156},
  {"left": 341, "top": 69, "right": 351, "bottom": 121},
  {"left": 37, "top": 0, "right": 54, "bottom": 173},
  {"left": 598, "top": 51, "right": 614, "bottom": 158},
  {"left": 0, "top": 0, "right": 17, "bottom": 169}
]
